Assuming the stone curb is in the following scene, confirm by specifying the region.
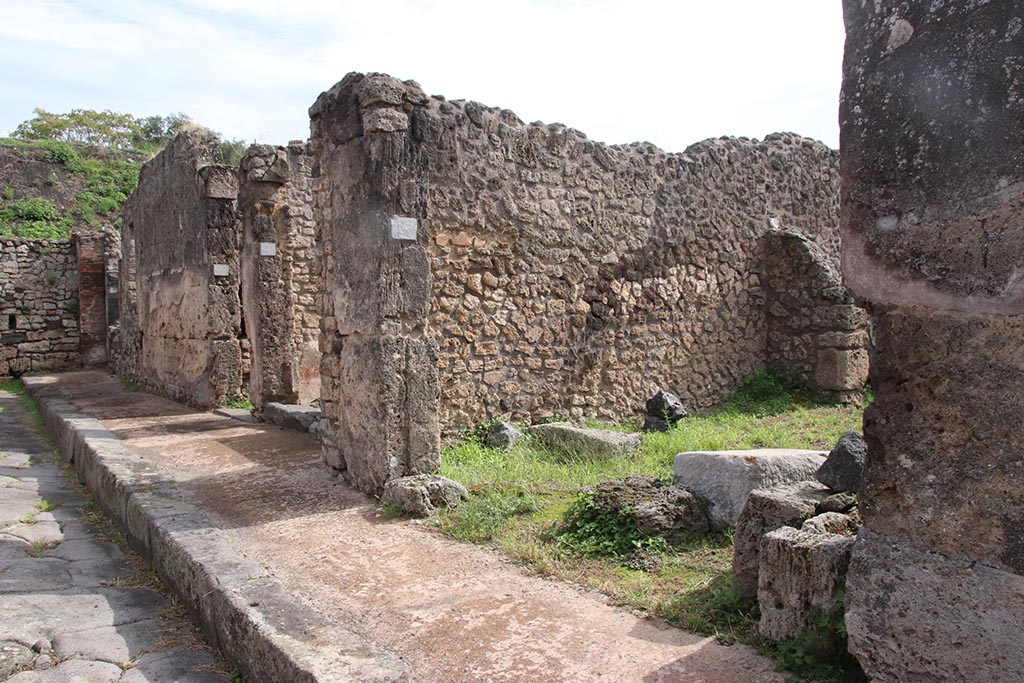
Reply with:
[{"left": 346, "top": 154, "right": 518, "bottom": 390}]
[{"left": 22, "top": 376, "right": 411, "bottom": 683}]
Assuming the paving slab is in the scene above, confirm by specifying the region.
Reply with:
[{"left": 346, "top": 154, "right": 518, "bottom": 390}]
[
  {"left": 0, "top": 383, "right": 229, "bottom": 682},
  {"left": 25, "top": 370, "right": 788, "bottom": 683}
]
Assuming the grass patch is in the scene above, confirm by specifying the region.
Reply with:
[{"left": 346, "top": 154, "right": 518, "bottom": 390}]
[
  {"left": 433, "top": 368, "right": 866, "bottom": 682},
  {"left": 223, "top": 394, "right": 254, "bottom": 410}
]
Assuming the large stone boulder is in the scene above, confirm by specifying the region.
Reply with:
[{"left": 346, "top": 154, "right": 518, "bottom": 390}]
[
  {"left": 529, "top": 423, "right": 642, "bottom": 460},
  {"left": 642, "top": 390, "right": 688, "bottom": 432},
  {"left": 589, "top": 475, "right": 709, "bottom": 542},
  {"left": 673, "top": 449, "right": 826, "bottom": 530},
  {"left": 485, "top": 421, "right": 523, "bottom": 449},
  {"left": 758, "top": 526, "right": 855, "bottom": 641},
  {"left": 263, "top": 402, "right": 322, "bottom": 432},
  {"left": 380, "top": 474, "right": 468, "bottom": 517},
  {"left": 814, "top": 431, "right": 866, "bottom": 493},
  {"left": 732, "top": 480, "right": 832, "bottom": 598}
]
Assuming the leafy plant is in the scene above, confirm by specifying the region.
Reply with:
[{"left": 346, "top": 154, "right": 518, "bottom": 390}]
[
  {"left": 764, "top": 591, "right": 866, "bottom": 683},
  {"left": 223, "top": 394, "right": 254, "bottom": 410},
  {"left": 550, "top": 490, "right": 667, "bottom": 557}
]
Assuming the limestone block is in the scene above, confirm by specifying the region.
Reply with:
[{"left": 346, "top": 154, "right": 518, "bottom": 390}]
[
  {"left": 732, "top": 480, "right": 832, "bottom": 599},
  {"left": 673, "top": 449, "right": 826, "bottom": 530},
  {"left": 381, "top": 474, "right": 468, "bottom": 517},
  {"left": 528, "top": 423, "right": 641, "bottom": 460},
  {"left": 263, "top": 403, "right": 321, "bottom": 432},
  {"left": 757, "top": 526, "right": 854, "bottom": 641},
  {"left": 813, "top": 347, "right": 869, "bottom": 392}
]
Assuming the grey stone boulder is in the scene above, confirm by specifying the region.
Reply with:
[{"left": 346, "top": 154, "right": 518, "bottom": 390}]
[
  {"left": 816, "top": 491, "right": 858, "bottom": 514},
  {"left": 758, "top": 526, "right": 855, "bottom": 641},
  {"left": 263, "top": 403, "right": 322, "bottom": 432},
  {"left": 529, "top": 423, "right": 641, "bottom": 460},
  {"left": 814, "top": 431, "right": 866, "bottom": 493},
  {"left": 642, "top": 390, "right": 688, "bottom": 432},
  {"left": 801, "top": 511, "right": 859, "bottom": 536},
  {"left": 673, "top": 449, "right": 826, "bottom": 530},
  {"left": 380, "top": 475, "right": 468, "bottom": 517},
  {"left": 485, "top": 421, "right": 523, "bottom": 449},
  {"left": 732, "top": 480, "right": 832, "bottom": 599},
  {"left": 589, "top": 475, "right": 709, "bottom": 542}
]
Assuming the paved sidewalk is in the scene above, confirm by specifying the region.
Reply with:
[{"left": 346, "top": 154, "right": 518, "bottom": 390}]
[
  {"left": 24, "top": 370, "right": 788, "bottom": 683},
  {"left": 0, "top": 383, "right": 230, "bottom": 683}
]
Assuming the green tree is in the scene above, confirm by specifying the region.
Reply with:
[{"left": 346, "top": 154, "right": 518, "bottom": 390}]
[{"left": 13, "top": 108, "right": 139, "bottom": 149}]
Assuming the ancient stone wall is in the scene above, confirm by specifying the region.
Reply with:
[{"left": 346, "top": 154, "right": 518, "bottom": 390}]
[
  {"left": 0, "top": 237, "right": 80, "bottom": 374},
  {"left": 763, "top": 230, "right": 869, "bottom": 401},
  {"left": 840, "top": 3, "right": 1024, "bottom": 682},
  {"left": 75, "top": 232, "right": 108, "bottom": 367},
  {"left": 311, "top": 72, "right": 866, "bottom": 492},
  {"left": 239, "top": 142, "right": 321, "bottom": 410},
  {"left": 114, "top": 131, "right": 244, "bottom": 407}
]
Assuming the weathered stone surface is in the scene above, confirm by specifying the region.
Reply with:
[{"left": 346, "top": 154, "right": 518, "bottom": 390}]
[
  {"left": 800, "top": 511, "right": 858, "bottom": 536},
  {"left": 309, "top": 71, "right": 865, "bottom": 440},
  {"left": 263, "top": 402, "right": 321, "bottom": 432},
  {"left": 673, "top": 450, "right": 826, "bottom": 530},
  {"left": 113, "top": 131, "right": 243, "bottom": 408},
  {"left": 0, "top": 238, "right": 81, "bottom": 376},
  {"left": 380, "top": 474, "right": 468, "bottom": 517},
  {"left": 732, "top": 480, "right": 832, "bottom": 599},
  {"left": 757, "top": 526, "right": 854, "bottom": 641},
  {"left": 0, "top": 640, "right": 33, "bottom": 678},
  {"left": 529, "top": 422, "right": 642, "bottom": 460},
  {"left": 847, "top": 529, "right": 1024, "bottom": 683},
  {"left": 814, "top": 431, "right": 865, "bottom": 493},
  {"left": 816, "top": 492, "right": 857, "bottom": 514},
  {"left": 485, "top": 421, "right": 523, "bottom": 449},
  {"left": 840, "top": 3, "right": 1024, "bottom": 679},
  {"left": 238, "top": 143, "right": 321, "bottom": 410},
  {"left": 642, "top": 391, "right": 688, "bottom": 432},
  {"left": 588, "top": 475, "right": 708, "bottom": 542}
]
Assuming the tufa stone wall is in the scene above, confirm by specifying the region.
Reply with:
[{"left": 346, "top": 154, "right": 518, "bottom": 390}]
[
  {"left": 75, "top": 232, "right": 108, "bottom": 367},
  {"left": 114, "top": 131, "right": 244, "bottom": 408},
  {"left": 310, "top": 72, "right": 866, "bottom": 493},
  {"left": 0, "top": 238, "right": 80, "bottom": 375},
  {"left": 763, "top": 230, "right": 869, "bottom": 401},
  {"left": 239, "top": 142, "right": 321, "bottom": 410},
  {"left": 840, "top": 3, "right": 1024, "bottom": 682}
]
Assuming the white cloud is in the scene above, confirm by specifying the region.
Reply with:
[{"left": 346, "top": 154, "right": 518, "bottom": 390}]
[{"left": 0, "top": 0, "right": 844, "bottom": 149}]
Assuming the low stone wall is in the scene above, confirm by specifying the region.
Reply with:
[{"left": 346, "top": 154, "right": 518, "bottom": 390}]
[{"left": 0, "top": 237, "right": 80, "bottom": 375}]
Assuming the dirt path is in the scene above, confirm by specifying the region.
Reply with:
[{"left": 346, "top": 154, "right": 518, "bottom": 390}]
[{"left": 48, "top": 370, "right": 784, "bottom": 683}]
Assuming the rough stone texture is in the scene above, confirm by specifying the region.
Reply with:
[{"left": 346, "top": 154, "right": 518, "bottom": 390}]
[
  {"left": 239, "top": 142, "right": 321, "bottom": 410},
  {"left": 529, "top": 422, "right": 642, "bottom": 460},
  {"left": 0, "top": 238, "right": 80, "bottom": 376},
  {"left": 310, "top": 76, "right": 441, "bottom": 494},
  {"left": 484, "top": 421, "right": 523, "bottom": 449},
  {"left": 840, "top": 3, "right": 1024, "bottom": 681},
  {"left": 763, "top": 230, "right": 869, "bottom": 401},
  {"left": 757, "top": 526, "right": 854, "bottom": 641},
  {"left": 642, "top": 390, "right": 688, "bottom": 432},
  {"left": 800, "top": 511, "right": 858, "bottom": 536},
  {"left": 814, "top": 431, "right": 865, "bottom": 493},
  {"left": 673, "top": 449, "right": 825, "bottom": 530},
  {"left": 263, "top": 402, "right": 321, "bottom": 432},
  {"left": 309, "top": 73, "right": 866, "bottom": 451},
  {"left": 112, "top": 131, "right": 244, "bottom": 408},
  {"left": 74, "top": 233, "right": 108, "bottom": 368},
  {"left": 589, "top": 475, "right": 708, "bottom": 542},
  {"left": 732, "top": 480, "right": 832, "bottom": 599},
  {"left": 380, "top": 474, "right": 468, "bottom": 517}
]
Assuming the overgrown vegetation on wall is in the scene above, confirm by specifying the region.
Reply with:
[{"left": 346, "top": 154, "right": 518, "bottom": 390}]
[{"left": 0, "top": 108, "right": 246, "bottom": 238}]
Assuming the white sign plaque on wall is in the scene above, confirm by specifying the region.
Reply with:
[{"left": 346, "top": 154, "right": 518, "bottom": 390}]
[
  {"left": 213, "top": 264, "right": 230, "bottom": 277},
  {"left": 259, "top": 242, "right": 277, "bottom": 256},
  {"left": 390, "top": 216, "right": 418, "bottom": 241}
]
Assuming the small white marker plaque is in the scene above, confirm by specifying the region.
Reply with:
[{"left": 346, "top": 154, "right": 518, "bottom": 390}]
[
  {"left": 390, "top": 216, "right": 418, "bottom": 241},
  {"left": 259, "top": 242, "right": 277, "bottom": 257},
  {"left": 213, "top": 264, "right": 230, "bottom": 277}
]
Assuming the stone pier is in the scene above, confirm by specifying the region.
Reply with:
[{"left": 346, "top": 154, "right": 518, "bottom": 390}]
[{"left": 840, "top": 2, "right": 1024, "bottom": 682}]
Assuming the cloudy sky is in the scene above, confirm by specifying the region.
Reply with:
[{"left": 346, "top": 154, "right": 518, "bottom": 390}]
[{"left": 0, "top": 1, "right": 846, "bottom": 150}]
